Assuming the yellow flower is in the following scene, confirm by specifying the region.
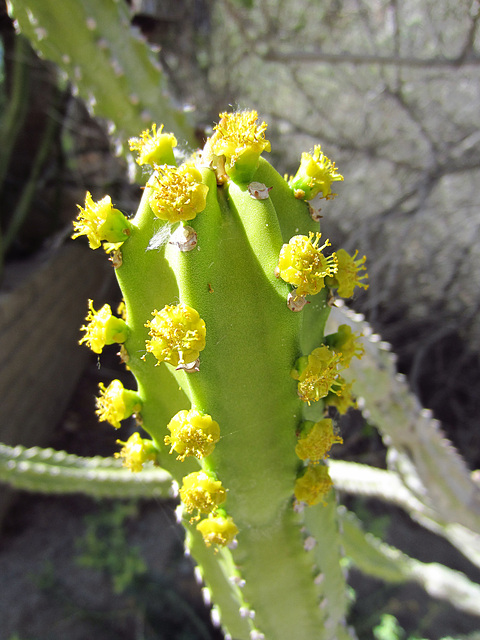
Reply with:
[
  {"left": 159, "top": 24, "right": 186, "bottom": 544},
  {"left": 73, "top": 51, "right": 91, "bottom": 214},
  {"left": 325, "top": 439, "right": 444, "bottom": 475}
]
[
  {"left": 128, "top": 123, "right": 177, "bottom": 167},
  {"left": 276, "top": 233, "right": 338, "bottom": 298},
  {"left": 292, "top": 346, "right": 344, "bottom": 404},
  {"left": 165, "top": 409, "right": 220, "bottom": 461},
  {"left": 145, "top": 303, "right": 206, "bottom": 368},
  {"left": 180, "top": 471, "right": 227, "bottom": 521},
  {"left": 72, "top": 192, "right": 131, "bottom": 249},
  {"left": 294, "top": 465, "right": 333, "bottom": 506},
  {"left": 115, "top": 432, "right": 157, "bottom": 472},
  {"left": 79, "top": 300, "right": 129, "bottom": 354},
  {"left": 325, "top": 324, "right": 364, "bottom": 367},
  {"left": 196, "top": 513, "right": 239, "bottom": 548},
  {"left": 148, "top": 163, "right": 209, "bottom": 222},
  {"left": 95, "top": 380, "right": 142, "bottom": 429},
  {"left": 327, "top": 249, "right": 369, "bottom": 298},
  {"left": 289, "top": 145, "right": 343, "bottom": 201},
  {"left": 295, "top": 419, "right": 343, "bottom": 463},
  {"left": 324, "top": 379, "right": 357, "bottom": 415},
  {"left": 211, "top": 110, "right": 271, "bottom": 182}
]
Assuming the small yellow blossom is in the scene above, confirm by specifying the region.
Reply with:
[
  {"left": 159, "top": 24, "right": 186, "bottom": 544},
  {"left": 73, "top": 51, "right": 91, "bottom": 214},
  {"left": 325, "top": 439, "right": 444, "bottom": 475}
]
[
  {"left": 148, "top": 163, "right": 209, "bottom": 222},
  {"left": 72, "top": 192, "right": 131, "bottom": 250},
  {"left": 324, "top": 379, "right": 357, "bottom": 415},
  {"left": 289, "top": 145, "right": 343, "bottom": 201},
  {"left": 95, "top": 379, "right": 142, "bottom": 429},
  {"left": 211, "top": 110, "right": 271, "bottom": 182},
  {"left": 128, "top": 123, "right": 177, "bottom": 167},
  {"left": 145, "top": 303, "right": 206, "bottom": 367},
  {"left": 294, "top": 465, "right": 333, "bottom": 506},
  {"left": 115, "top": 432, "right": 157, "bottom": 472},
  {"left": 165, "top": 409, "right": 220, "bottom": 461},
  {"left": 196, "top": 513, "right": 239, "bottom": 548},
  {"left": 79, "top": 300, "right": 129, "bottom": 354},
  {"left": 325, "top": 324, "right": 364, "bottom": 367},
  {"left": 295, "top": 419, "right": 343, "bottom": 463},
  {"left": 292, "top": 346, "right": 344, "bottom": 404},
  {"left": 180, "top": 471, "right": 227, "bottom": 521},
  {"left": 327, "top": 249, "right": 369, "bottom": 298},
  {"left": 276, "top": 233, "right": 338, "bottom": 298}
]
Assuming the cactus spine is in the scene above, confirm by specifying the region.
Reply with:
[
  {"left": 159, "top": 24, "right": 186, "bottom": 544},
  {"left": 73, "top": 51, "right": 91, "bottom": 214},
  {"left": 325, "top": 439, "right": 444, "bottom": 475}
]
[{"left": 70, "top": 111, "right": 365, "bottom": 640}]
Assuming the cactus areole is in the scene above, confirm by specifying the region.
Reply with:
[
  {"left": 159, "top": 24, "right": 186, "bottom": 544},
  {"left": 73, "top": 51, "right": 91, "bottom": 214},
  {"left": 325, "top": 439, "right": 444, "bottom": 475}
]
[{"left": 73, "top": 110, "right": 367, "bottom": 640}]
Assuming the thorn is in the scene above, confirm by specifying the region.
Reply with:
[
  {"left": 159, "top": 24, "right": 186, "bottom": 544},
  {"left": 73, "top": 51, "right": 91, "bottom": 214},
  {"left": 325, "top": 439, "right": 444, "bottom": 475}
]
[
  {"left": 304, "top": 536, "right": 317, "bottom": 551},
  {"left": 211, "top": 607, "right": 221, "bottom": 627}
]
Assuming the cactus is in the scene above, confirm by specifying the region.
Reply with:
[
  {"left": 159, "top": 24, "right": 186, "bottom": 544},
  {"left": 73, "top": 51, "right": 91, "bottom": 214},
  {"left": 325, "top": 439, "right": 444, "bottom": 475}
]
[
  {"left": 67, "top": 110, "right": 367, "bottom": 640},
  {"left": 5, "top": 1, "right": 480, "bottom": 636},
  {"left": 7, "top": 0, "right": 196, "bottom": 153}
]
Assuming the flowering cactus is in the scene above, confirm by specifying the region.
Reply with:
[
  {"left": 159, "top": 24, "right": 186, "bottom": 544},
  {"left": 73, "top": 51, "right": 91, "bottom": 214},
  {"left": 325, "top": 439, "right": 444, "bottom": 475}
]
[{"left": 71, "top": 110, "right": 367, "bottom": 640}]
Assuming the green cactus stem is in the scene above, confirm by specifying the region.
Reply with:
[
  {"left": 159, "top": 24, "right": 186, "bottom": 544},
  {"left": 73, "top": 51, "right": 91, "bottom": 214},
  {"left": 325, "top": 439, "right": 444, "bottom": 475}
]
[{"left": 70, "top": 109, "right": 368, "bottom": 640}]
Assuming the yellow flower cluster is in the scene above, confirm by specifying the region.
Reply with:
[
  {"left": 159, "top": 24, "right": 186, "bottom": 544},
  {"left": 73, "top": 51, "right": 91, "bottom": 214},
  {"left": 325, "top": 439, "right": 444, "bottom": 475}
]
[
  {"left": 276, "top": 232, "right": 338, "bottom": 298},
  {"left": 79, "top": 299, "right": 128, "bottom": 354},
  {"left": 148, "top": 163, "right": 208, "bottom": 222},
  {"left": 289, "top": 145, "right": 344, "bottom": 201},
  {"left": 180, "top": 470, "right": 227, "bottom": 521},
  {"left": 165, "top": 409, "right": 220, "bottom": 461},
  {"left": 295, "top": 419, "right": 343, "bottom": 464},
  {"left": 196, "top": 514, "right": 239, "bottom": 548},
  {"left": 145, "top": 303, "right": 206, "bottom": 368},
  {"left": 326, "top": 249, "right": 369, "bottom": 298},
  {"left": 115, "top": 432, "right": 157, "bottom": 472},
  {"left": 292, "top": 346, "right": 344, "bottom": 405},
  {"left": 294, "top": 465, "right": 333, "bottom": 507},
  {"left": 95, "top": 379, "right": 142, "bottom": 429},
  {"left": 211, "top": 110, "right": 271, "bottom": 182},
  {"left": 72, "top": 192, "right": 131, "bottom": 250},
  {"left": 128, "top": 123, "right": 177, "bottom": 167}
]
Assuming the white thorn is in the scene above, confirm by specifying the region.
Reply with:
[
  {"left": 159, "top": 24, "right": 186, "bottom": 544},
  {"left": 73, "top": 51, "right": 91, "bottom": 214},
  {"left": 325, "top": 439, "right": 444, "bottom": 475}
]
[
  {"left": 171, "top": 480, "right": 179, "bottom": 498},
  {"left": 230, "top": 575, "right": 246, "bottom": 588},
  {"left": 194, "top": 566, "right": 203, "bottom": 585},
  {"left": 34, "top": 27, "right": 47, "bottom": 40},
  {"left": 202, "top": 587, "right": 211, "bottom": 606},
  {"left": 304, "top": 536, "right": 317, "bottom": 551},
  {"left": 211, "top": 607, "right": 221, "bottom": 627},
  {"left": 420, "top": 408, "right": 433, "bottom": 419},
  {"left": 110, "top": 58, "right": 123, "bottom": 77}
]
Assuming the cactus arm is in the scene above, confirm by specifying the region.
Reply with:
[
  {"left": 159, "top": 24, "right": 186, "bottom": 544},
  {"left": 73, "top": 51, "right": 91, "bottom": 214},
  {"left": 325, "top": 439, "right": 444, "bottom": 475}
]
[
  {"left": 330, "top": 459, "right": 480, "bottom": 571},
  {"left": 329, "top": 460, "right": 427, "bottom": 514},
  {"left": 340, "top": 507, "right": 480, "bottom": 617},
  {"left": 186, "top": 530, "right": 258, "bottom": 640},
  {"left": 0, "top": 443, "right": 173, "bottom": 498},
  {"left": 303, "top": 491, "right": 353, "bottom": 640},
  {"left": 327, "top": 305, "right": 480, "bottom": 534},
  {"left": 7, "top": 0, "right": 194, "bottom": 146}
]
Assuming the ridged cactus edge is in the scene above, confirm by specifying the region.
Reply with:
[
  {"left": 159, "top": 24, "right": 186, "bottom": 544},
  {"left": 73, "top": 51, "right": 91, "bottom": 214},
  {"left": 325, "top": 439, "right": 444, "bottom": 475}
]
[{"left": 71, "top": 110, "right": 367, "bottom": 640}]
